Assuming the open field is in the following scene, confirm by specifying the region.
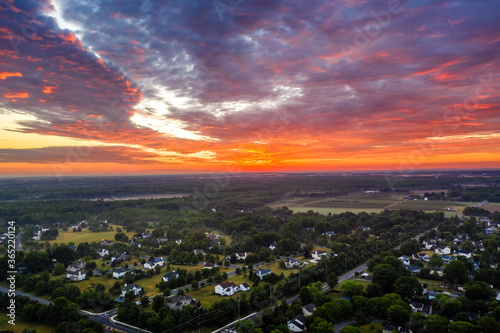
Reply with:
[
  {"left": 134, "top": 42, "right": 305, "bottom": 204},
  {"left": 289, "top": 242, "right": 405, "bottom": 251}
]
[
  {"left": 269, "top": 192, "right": 471, "bottom": 216},
  {"left": 483, "top": 202, "right": 500, "bottom": 213},
  {"left": 41, "top": 224, "right": 138, "bottom": 245}
]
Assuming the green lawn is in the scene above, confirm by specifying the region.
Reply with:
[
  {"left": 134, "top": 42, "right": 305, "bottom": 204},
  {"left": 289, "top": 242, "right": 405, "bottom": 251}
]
[
  {"left": 360, "top": 322, "right": 384, "bottom": 333},
  {"left": 40, "top": 224, "right": 138, "bottom": 245},
  {"left": 333, "top": 278, "right": 370, "bottom": 292}
]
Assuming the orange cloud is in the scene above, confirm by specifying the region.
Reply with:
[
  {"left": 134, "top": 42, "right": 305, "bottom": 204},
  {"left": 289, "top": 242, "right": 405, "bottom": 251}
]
[
  {"left": 42, "top": 86, "right": 55, "bottom": 94},
  {"left": 4, "top": 92, "right": 29, "bottom": 99},
  {"left": 0, "top": 72, "right": 22, "bottom": 80}
]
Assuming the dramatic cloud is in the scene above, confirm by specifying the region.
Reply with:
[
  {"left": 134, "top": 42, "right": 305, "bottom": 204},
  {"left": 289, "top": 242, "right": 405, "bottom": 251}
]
[{"left": 0, "top": 0, "right": 499, "bottom": 174}]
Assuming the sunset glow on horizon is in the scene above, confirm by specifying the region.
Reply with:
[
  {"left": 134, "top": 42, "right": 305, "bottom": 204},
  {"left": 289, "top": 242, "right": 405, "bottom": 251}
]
[{"left": 1, "top": 0, "right": 499, "bottom": 176}]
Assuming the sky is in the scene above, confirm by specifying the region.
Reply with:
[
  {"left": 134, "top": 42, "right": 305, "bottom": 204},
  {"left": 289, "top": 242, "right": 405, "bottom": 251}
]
[{"left": 0, "top": 0, "right": 499, "bottom": 176}]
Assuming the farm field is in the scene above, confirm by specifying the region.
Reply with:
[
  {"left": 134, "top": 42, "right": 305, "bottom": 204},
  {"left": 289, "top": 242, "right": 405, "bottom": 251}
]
[
  {"left": 269, "top": 192, "right": 471, "bottom": 216},
  {"left": 41, "top": 224, "right": 138, "bottom": 245}
]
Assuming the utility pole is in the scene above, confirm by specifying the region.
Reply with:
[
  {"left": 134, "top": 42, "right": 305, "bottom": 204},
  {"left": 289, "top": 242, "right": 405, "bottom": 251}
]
[{"left": 237, "top": 296, "right": 240, "bottom": 318}]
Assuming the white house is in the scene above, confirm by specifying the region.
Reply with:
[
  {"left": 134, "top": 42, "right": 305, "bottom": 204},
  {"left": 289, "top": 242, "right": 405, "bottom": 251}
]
[
  {"left": 66, "top": 270, "right": 86, "bottom": 281},
  {"left": 101, "top": 239, "right": 113, "bottom": 246},
  {"left": 166, "top": 295, "right": 193, "bottom": 310},
  {"left": 235, "top": 252, "right": 247, "bottom": 261},
  {"left": 456, "top": 249, "right": 472, "bottom": 259},
  {"left": 122, "top": 283, "right": 142, "bottom": 297},
  {"left": 156, "top": 236, "right": 169, "bottom": 243},
  {"left": 66, "top": 260, "right": 85, "bottom": 273},
  {"left": 239, "top": 282, "right": 250, "bottom": 292},
  {"left": 162, "top": 271, "right": 179, "bottom": 282},
  {"left": 96, "top": 248, "right": 109, "bottom": 257},
  {"left": 193, "top": 249, "right": 207, "bottom": 257},
  {"left": 312, "top": 250, "right": 328, "bottom": 259},
  {"left": 32, "top": 231, "right": 41, "bottom": 240},
  {"left": 144, "top": 257, "right": 164, "bottom": 269},
  {"left": 113, "top": 267, "right": 129, "bottom": 279},
  {"left": 302, "top": 303, "right": 317, "bottom": 316},
  {"left": 215, "top": 282, "right": 239, "bottom": 296},
  {"left": 288, "top": 314, "right": 306, "bottom": 332},
  {"left": 269, "top": 241, "right": 277, "bottom": 251},
  {"left": 204, "top": 262, "right": 217, "bottom": 269},
  {"left": 285, "top": 258, "right": 301, "bottom": 268},
  {"left": 398, "top": 255, "right": 410, "bottom": 266},
  {"left": 256, "top": 268, "right": 272, "bottom": 280},
  {"left": 434, "top": 246, "right": 451, "bottom": 255}
]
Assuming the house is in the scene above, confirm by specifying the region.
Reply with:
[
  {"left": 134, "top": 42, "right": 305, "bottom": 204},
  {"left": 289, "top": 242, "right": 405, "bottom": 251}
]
[
  {"left": 383, "top": 323, "right": 400, "bottom": 333},
  {"left": 66, "top": 270, "right": 86, "bottom": 281},
  {"left": 144, "top": 257, "right": 164, "bottom": 269},
  {"left": 162, "top": 271, "right": 179, "bottom": 282},
  {"left": 398, "top": 255, "right": 410, "bottom": 266},
  {"left": 312, "top": 250, "right": 328, "bottom": 259},
  {"left": 235, "top": 252, "right": 247, "bottom": 261},
  {"left": 422, "top": 304, "right": 432, "bottom": 316},
  {"left": 122, "top": 283, "right": 142, "bottom": 297},
  {"left": 111, "top": 253, "right": 129, "bottom": 262},
  {"left": 207, "top": 233, "right": 219, "bottom": 244},
  {"left": 101, "top": 239, "right": 113, "bottom": 246},
  {"left": 473, "top": 240, "right": 485, "bottom": 251},
  {"left": 361, "top": 226, "right": 371, "bottom": 231},
  {"left": 410, "top": 302, "right": 424, "bottom": 312},
  {"left": 193, "top": 249, "right": 207, "bottom": 257},
  {"left": 428, "top": 291, "right": 439, "bottom": 300},
  {"left": 204, "top": 262, "right": 217, "bottom": 269},
  {"left": 406, "top": 265, "right": 421, "bottom": 274},
  {"left": 141, "top": 231, "right": 152, "bottom": 239},
  {"left": 490, "top": 262, "right": 499, "bottom": 269},
  {"left": 32, "top": 231, "right": 41, "bottom": 240},
  {"left": 256, "top": 268, "right": 272, "bottom": 280},
  {"left": 166, "top": 295, "right": 193, "bottom": 310},
  {"left": 287, "top": 314, "right": 306, "bottom": 332},
  {"left": 418, "top": 253, "right": 430, "bottom": 262},
  {"left": 129, "top": 240, "right": 142, "bottom": 248},
  {"left": 215, "top": 282, "right": 239, "bottom": 296},
  {"left": 456, "top": 249, "right": 472, "bottom": 259},
  {"left": 175, "top": 239, "right": 183, "bottom": 245},
  {"left": 434, "top": 246, "right": 451, "bottom": 255},
  {"left": 239, "top": 283, "right": 250, "bottom": 292},
  {"left": 67, "top": 260, "right": 85, "bottom": 273},
  {"left": 485, "top": 227, "right": 494, "bottom": 236},
  {"left": 496, "top": 292, "right": 500, "bottom": 301},
  {"left": 440, "top": 255, "right": 455, "bottom": 264},
  {"left": 269, "top": 241, "right": 278, "bottom": 251},
  {"left": 95, "top": 248, "right": 109, "bottom": 257},
  {"left": 423, "top": 240, "right": 436, "bottom": 250},
  {"left": 322, "top": 231, "right": 335, "bottom": 237},
  {"left": 92, "top": 270, "right": 102, "bottom": 277},
  {"left": 113, "top": 267, "right": 129, "bottom": 279},
  {"left": 302, "top": 303, "right": 317, "bottom": 316},
  {"left": 430, "top": 266, "right": 444, "bottom": 277},
  {"left": 285, "top": 258, "right": 302, "bottom": 268},
  {"left": 156, "top": 236, "right": 169, "bottom": 243}
]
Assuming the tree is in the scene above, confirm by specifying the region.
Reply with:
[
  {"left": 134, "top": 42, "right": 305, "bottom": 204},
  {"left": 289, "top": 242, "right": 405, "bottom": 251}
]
[
  {"left": 429, "top": 254, "right": 444, "bottom": 267},
  {"left": 140, "top": 296, "right": 150, "bottom": 308},
  {"left": 444, "top": 260, "right": 469, "bottom": 286},
  {"left": 34, "top": 281, "right": 47, "bottom": 296},
  {"left": 339, "top": 280, "right": 364, "bottom": 299},
  {"left": 448, "top": 321, "right": 477, "bottom": 333},
  {"left": 373, "top": 264, "right": 398, "bottom": 294},
  {"left": 311, "top": 318, "right": 336, "bottom": 333},
  {"left": 387, "top": 304, "right": 410, "bottom": 326},
  {"left": 426, "top": 315, "right": 449, "bottom": 333},
  {"left": 152, "top": 295, "right": 164, "bottom": 312},
  {"left": 477, "top": 316, "right": 500, "bottom": 333},
  {"left": 394, "top": 276, "right": 423, "bottom": 299},
  {"left": 339, "top": 326, "right": 361, "bottom": 333},
  {"left": 465, "top": 281, "right": 495, "bottom": 301},
  {"left": 53, "top": 263, "right": 65, "bottom": 276}
]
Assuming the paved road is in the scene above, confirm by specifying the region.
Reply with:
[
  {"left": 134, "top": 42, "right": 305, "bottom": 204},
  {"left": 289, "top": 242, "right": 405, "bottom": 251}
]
[
  {"left": 0, "top": 286, "right": 51, "bottom": 306},
  {"left": 0, "top": 286, "right": 142, "bottom": 333},
  {"left": 15, "top": 231, "right": 24, "bottom": 251}
]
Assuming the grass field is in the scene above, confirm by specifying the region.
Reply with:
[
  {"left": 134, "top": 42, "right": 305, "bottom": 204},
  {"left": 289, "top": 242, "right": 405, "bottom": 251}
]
[
  {"left": 41, "top": 224, "right": 138, "bottom": 245},
  {"left": 0, "top": 316, "right": 54, "bottom": 333},
  {"left": 269, "top": 192, "right": 470, "bottom": 216},
  {"left": 360, "top": 322, "right": 384, "bottom": 333}
]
